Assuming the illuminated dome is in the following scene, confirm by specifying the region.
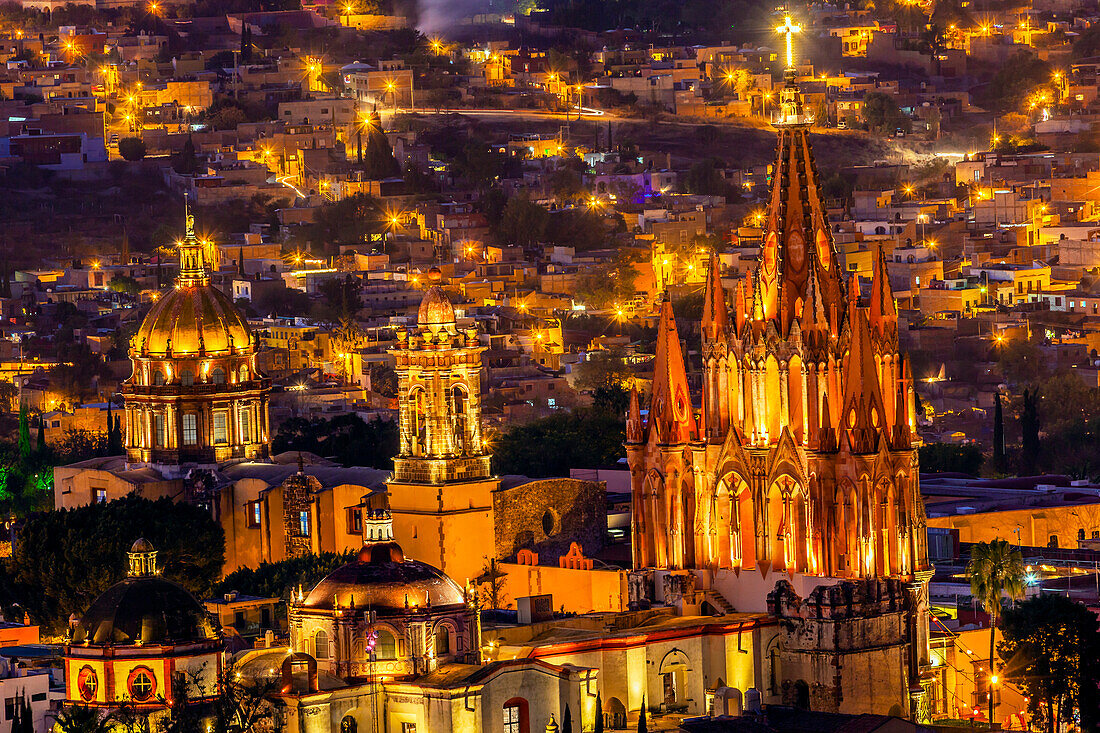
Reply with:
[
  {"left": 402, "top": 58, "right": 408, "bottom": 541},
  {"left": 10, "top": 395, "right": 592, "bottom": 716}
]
[
  {"left": 120, "top": 198, "right": 271, "bottom": 468},
  {"left": 71, "top": 540, "right": 217, "bottom": 647},
  {"left": 416, "top": 286, "right": 456, "bottom": 331},
  {"left": 303, "top": 516, "right": 464, "bottom": 612},
  {"left": 135, "top": 283, "right": 250, "bottom": 356}
]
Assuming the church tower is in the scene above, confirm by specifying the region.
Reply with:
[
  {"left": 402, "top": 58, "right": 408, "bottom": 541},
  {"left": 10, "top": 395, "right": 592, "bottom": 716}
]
[
  {"left": 387, "top": 287, "right": 497, "bottom": 583},
  {"left": 625, "top": 17, "right": 933, "bottom": 720}
]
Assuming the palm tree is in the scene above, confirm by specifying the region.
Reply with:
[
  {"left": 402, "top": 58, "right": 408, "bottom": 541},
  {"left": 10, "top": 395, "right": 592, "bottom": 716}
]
[
  {"left": 967, "top": 538, "right": 1026, "bottom": 726},
  {"left": 55, "top": 705, "right": 114, "bottom": 733}
]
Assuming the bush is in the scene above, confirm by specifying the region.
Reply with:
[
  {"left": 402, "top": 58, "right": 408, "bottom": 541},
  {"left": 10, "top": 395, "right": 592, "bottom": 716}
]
[{"left": 118, "top": 137, "right": 146, "bottom": 161}]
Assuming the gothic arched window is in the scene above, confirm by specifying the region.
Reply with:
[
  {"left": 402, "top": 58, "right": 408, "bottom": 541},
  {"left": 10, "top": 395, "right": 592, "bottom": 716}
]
[{"left": 314, "top": 630, "right": 329, "bottom": 659}]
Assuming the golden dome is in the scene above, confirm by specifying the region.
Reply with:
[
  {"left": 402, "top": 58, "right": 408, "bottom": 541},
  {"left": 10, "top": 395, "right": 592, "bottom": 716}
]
[
  {"left": 417, "top": 286, "right": 456, "bottom": 331},
  {"left": 135, "top": 282, "right": 251, "bottom": 356}
]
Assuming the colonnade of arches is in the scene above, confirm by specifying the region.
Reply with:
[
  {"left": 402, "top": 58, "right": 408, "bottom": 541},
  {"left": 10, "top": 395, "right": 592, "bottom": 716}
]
[
  {"left": 634, "top": 462, "right": 919, "bottom": 579},
  {"left": 701, "top": 349, "right": 906, "bottom": 447}
]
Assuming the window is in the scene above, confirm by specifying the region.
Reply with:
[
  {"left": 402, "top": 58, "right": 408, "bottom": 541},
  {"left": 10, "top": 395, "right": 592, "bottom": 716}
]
[
  {"left": 299, "top": 510, "right": 311, "bottom": 537},
  {"left": 155, "top": 413, "right": 166, "bottom": 448},
  {"left": 401, "top": 724, "right": 416, "bottom": 733},
  {"left": 77, "top": 666, "right": 98, "bottom": 702},
  {"left": 30, "top": 693, "right": 45, "bottom": 702},
  {"left": 211, "top": 368, "right": 226, "bottom": 385},
  {"left": 95, "top": 488, "right": 107, "bottom": 503},
  {"left": 347, "top": 508, "right": 362, "bottom": 534},
  {"left": 375, "top": 630, "right": 397, "bottom": 659},
  {"left": 213, "top": 413, "right": 228, "bottom": 444},
  {"left": 434, "top": 625, "right": 450, "bottom": 655},
  {"left": 153, "top": 371, "right": 165, "bottom": 386},
  {"left": 5, "top": 697, "right": 14, "bottom": 720},
  {"left": 127, "top": 668, "right": 155, "bottom": 701},
  {"left": 240, "top": 411, "right": 251, "bottom": 443},
  {"left": 502, "top": 699, "right": 529, "bottom": 733},
  {"left": 183, "top": 414, "right": 198, "bottom": 445},
  {"left": 315, "top": 630, "right": 329, "bottom": 659},
  {"left": 182, "top": 371, "right": 194, "bottom": 386},
  {"left": 247, "top": 501, "right": 262, "bottom": 528}
]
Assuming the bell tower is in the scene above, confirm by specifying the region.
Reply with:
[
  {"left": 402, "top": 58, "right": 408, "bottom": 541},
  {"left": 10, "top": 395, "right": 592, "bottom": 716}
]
[{"left": 386, "top": 287, "right": 497, "bottom": 583}]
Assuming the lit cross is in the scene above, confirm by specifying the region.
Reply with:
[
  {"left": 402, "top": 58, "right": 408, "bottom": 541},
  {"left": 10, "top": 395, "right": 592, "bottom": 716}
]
[{"left": 777, "top": 15, "right": 801, "bottom": 70}]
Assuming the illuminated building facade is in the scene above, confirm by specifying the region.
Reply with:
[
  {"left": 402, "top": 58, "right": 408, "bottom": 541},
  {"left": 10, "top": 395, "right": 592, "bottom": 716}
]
[
  {"left": 625, "top": 31, "right": 934, "bottom": 719},
  {"left": 121, "top": 201, "right": 270, "bottom": 468}
]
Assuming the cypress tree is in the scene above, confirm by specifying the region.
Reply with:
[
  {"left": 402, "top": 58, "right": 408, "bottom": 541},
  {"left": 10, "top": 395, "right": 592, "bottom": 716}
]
[
  {"left": 993, "top": 391, "right": 1006, "bottom": 474},
  {"left": 1021, "top": 388, "right": 1041, "bottom": 475},
  {"left": 594, "top": 693, "right": 603, "bottom": 733},
  {"left": 637, "top": 698, "right": 647, "bottom": 733},
  {"left": 17, "top": 405, "right": 30, "bottom": 460},
  {"left": 562, "top": 705, "right": 572, "bottom": 733}
]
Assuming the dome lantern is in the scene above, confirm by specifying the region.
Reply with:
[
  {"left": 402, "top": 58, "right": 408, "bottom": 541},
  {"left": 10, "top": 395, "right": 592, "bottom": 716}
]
[
  {"left": 177, "top": 194, "right": 210, "bottom": 288},
  {"left": 127, "top": 538, "right": 158, "bottom": 577}
]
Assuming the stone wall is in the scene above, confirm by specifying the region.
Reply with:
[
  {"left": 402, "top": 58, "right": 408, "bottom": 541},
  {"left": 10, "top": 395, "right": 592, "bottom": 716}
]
[{"left": 492, "top": 478, "right": 606, "bottom": 564}]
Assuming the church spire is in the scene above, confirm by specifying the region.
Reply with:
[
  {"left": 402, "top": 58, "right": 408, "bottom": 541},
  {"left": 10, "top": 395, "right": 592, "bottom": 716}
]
[
  {"left": 839, "top": 306, "right": 889, "bottom": 453},
  {"left": 177, "top": 194, "right": 210, "bottom": 288},
  {"left": 626, "top": 386, "right": 643, "bottom": 443},
  {"left": 869, "top": 245, "right": 898, "bottom": 336},
  {"left": 701, "top": 254, "right": 729, "bottom": 342},
  {"left": 646, "top": 298, "right": 697, "bottom": 444}
]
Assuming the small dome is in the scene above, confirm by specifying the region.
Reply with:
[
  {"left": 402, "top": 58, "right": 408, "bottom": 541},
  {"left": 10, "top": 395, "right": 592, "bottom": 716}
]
[
  {"left": 135, "top": 283, "right": 251, "bottom": 356},
  {"left": 427, "top": 266, "right": 442, "bottom": 282},
  {"left": 72, "top": 576, "right": 217, "bottom": 646},
  {"left": 417, "top": 287, "right": 456, "bottom": 330},
  {"left": 303, "top": 545, "right": 464, "bottom": 612},
  {"left": 130, "top": 538, "right": 154, "bottom": 553}
]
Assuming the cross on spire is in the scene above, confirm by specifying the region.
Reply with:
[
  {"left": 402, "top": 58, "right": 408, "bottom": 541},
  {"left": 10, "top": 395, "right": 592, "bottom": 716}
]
[{"left": 777, "top": 15, "right": 801, "bottom": 71}]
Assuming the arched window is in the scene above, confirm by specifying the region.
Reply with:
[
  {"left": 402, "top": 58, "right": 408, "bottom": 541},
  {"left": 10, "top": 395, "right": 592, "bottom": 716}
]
[
  {"left": 314, "top": 630, "right": 329, "bottom": 659},
  {"left": 153, "top": 371, "right": 165, "bottom": 386},
  {"left": 502, "top": 698, "right": 529, "bottom": 733},
  {"left": 211, "top": 367, "right": 226, "bottom": 385},
  {"left": 239, "top": 365, "right": 249, "bottom": 382},
  {"left": 375, "top": 630, "right": 397, "bottom": 660},
  {"left": 408, "top": 388, "right": 427, "bottom": 455},
  {"left": 451, "top": 386, "right": 468, "bottom": 453},
  {"left": 182, "top": 370, "right": 194, "bottom": 387},
  {"left": 434, "top": 624, "right": 451, "bottom": 655}
]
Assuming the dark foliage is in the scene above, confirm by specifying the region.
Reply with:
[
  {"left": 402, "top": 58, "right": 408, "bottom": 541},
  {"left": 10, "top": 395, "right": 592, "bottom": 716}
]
[{"left": 273, "top": 413, "right": 398, "bottom": 469}]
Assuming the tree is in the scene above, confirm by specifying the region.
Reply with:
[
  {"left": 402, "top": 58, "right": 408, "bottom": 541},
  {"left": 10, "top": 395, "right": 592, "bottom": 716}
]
[
  {"left": 492, "top": 408, "right": 625, "bottom": 477},
  {"left": 5, "top": 495, "right": 224, "bottom": 631},
  {"left": 477, "top": 558, "right": 509, "bottom": 610},
  {"left": 967, "top": 539, "right": 1026, "bottom": 725},
  {"left": 361, "top": 116, "right": 400, "bottom": 179},
  {"left": 118, "top": 137, "right": 146, "bottom": 161},
  {"left": 0, "top": 382, "right": 16, "bottom": 414},
  {"left": 562, "top": 705, "right": 573, "bottom": 733},
  {"left": 574, "top": 351, "right": 634, "bottom": 392},
  {"left": 1021, "top": 388, "right": 1041, "bottom": 475},
  {"left": 993, "top": 392, "right": 1006, "bottom": 474},
  {"left": 1000, "top": 594, "right": 1100, "bottom": 733},
  {"left": 10, "top": 692, "right": 32, "bottom": 733},
  {"left": 861, "top": 91, "right": 910, "bottom": 134},
  {"left": 496, "top": 194, "right": 549, "bottom": 250},
  {"left": 999, "top": 338, "right": 1045, "bottom": 385},
  {"left": 638, "top": 698, "right": 647, "bottom": 733},
  {"left": 173, "top": 136, "right": 200, "bottom": 175},
  {"left": 595, "top": 692, "right": 604, "bottom": 733},
  {"left": 108, "top": 273, "right": 141, "bottom": 295},
  {"left": 55, "top": 705, "right": 113, "bottom": 733},
  {"left": 214, "top": 551, "right": 356, "bottom": 602},
  {"left": 918, "top": 442, "right": 983, "bottom": 475},
  {"left": 17, "top": 405, "right": 30, "bottom": 461},
  {"left": 272, "top": 414, "right": 398, "bottom": 469}
]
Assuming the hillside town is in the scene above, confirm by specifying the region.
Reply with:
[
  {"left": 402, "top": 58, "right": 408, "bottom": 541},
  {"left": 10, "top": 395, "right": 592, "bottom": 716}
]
[{"left": 2, "top": 0, "right": 1100, "bottom": 731}]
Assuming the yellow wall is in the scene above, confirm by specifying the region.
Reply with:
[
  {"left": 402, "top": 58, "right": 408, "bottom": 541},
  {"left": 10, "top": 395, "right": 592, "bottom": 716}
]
[{"left": 500, "top": 563, "right": 628, "bottom": 613}]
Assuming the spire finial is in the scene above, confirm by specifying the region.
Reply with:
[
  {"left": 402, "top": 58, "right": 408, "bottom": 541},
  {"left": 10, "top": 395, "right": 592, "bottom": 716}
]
[
  {"left": 777, "top": 14, "right": 801, "bottom": 71},
  {"left": 184, "top": 192, "right": 195, "bottom": 239}
]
